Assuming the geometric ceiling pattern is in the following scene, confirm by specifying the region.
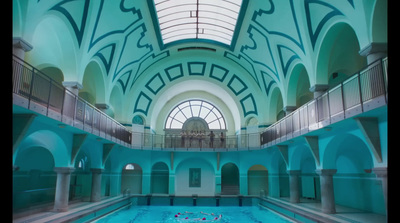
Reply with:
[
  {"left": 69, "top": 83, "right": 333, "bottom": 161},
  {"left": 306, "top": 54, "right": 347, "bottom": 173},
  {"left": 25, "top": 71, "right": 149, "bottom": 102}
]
[{"left": 14, "top": 0, "right": 381, "bottom": 128}]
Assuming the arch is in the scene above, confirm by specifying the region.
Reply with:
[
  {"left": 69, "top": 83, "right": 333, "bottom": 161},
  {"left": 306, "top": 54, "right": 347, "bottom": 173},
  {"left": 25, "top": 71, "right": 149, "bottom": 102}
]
[
  {"left": 151, "top": 162, "right": 169, "bottom": 194},
  {"left": 38, "top": 66, "right": 64, "bottom": 86},
  {"left": 322, "top": 133, "right": 373, "bottom": 170},
  {"left": 322, "top": 133, "right": 385, "bottom": 214},
  {"left": 27, "top": 14, "right": 78, "bottom": 83},
  {"left": 80, "top": 61, "right": 106, "bottom": 105},
  {"left": 110, "top": 84, "right": 124, "bottom": 120},
  {"left": 268, "top": 86, "right": 284, "bottom": 122},
  {"left": 247, "top": 165, "right": 268, "bottom": 196},
  {"left": 286, "top": 63, "right": 312, "bottom": 108},
  {"left": 315, "top": 22, "right": 367, "bottom": 87},
  {"left": 121, "top": 163, "right": 143, "bottom": 194},
  {"left": 15, "top": 130, "right": 70, "bottom": 167},
  {"left": 221, "top": 162, "right": 239, "bottom": 195},
  {"left": 13, "top": 146, "right": 57, "bottom": 211},
  {"left": 290, "top": 145, "right": 318, "bottom": 200},
  {"left": 371, "top": 0, "right": 387, "bottom": 43},
  {"left": 175, "top": 158, "right": 215, "bottom": 196},
  {"left": 71, "top": 151, "right": 91, "bottom": 200},
  {"left": 152, "top": 82, "right": 239, "bottom": 134},
  {"left": 165, "top": 99, "right": 226, "bottom": 130}
]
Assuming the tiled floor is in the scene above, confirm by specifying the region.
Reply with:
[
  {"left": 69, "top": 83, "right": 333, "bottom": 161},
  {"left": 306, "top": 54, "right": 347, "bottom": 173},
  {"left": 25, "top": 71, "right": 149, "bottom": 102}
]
[
  {"left": 13, "top": 196, "right": 125, "bottom": 223},
  {"left": 274, "top": 197, "right": 387, "bottom": 223}
]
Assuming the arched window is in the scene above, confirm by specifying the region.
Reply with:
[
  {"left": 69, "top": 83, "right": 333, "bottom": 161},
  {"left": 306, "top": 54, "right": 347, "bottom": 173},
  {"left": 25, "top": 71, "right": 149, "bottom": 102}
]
[
  {"left": 165, "top": 100, "right": 226, "bottom": 129},
  {"left": 125, "top": 164, "right": 135, "bottom": 170}
]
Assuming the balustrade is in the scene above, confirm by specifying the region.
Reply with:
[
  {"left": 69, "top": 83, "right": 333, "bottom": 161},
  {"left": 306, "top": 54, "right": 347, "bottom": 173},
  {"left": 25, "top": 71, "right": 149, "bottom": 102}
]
[
  {"left": 261, "top": 57, "right": 388, "bottom": 146},
  {"left": 12, "top": 55, "right": 388, "bottom": 151}
]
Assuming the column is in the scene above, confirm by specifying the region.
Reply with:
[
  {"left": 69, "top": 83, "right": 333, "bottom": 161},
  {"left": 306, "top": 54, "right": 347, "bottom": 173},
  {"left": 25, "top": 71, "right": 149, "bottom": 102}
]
[
  {"left": 315, "top": 169, "right": 337, "bottom": 214},
  {"left": 287, "top": 170, "right": 301, "bottom": 203},
  {"left": 372, "top": 167, "right": 387, "bottom": 211},
  {"left": 283, "top": 106, "right": 297, "bottom": 116},
  {"left": 53, "top": 167, "right": 75, "bottom": 212},
  {"left": 13, "top": 37, "right": 33, "bottom": 59},
  {"left": 309, "top": 84, "right": 329, "bottom": 99},
  {"left": 90, "top": 168, "right": 104, "bottom": 202},
  {"left": 62, "top": 81, "right": 83, "bottom": 96},
  {"left": 359, "top": 42, "right": 387, "bottom": 64}
]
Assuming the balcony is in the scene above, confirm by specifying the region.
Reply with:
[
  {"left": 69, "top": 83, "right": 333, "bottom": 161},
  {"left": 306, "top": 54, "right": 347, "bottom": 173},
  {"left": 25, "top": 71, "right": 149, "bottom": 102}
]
[
  {"left": 12, "top": 55, "right": 388, "bottom": 152},
  {"left": 261, "top": 57, "right": 388, "bottom": 147}
]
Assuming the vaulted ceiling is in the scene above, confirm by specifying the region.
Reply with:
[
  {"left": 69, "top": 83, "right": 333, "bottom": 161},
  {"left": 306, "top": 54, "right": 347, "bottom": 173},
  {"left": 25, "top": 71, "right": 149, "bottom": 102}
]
[{"left": 13, "top": 0, "right": 386, "bottom": 132}]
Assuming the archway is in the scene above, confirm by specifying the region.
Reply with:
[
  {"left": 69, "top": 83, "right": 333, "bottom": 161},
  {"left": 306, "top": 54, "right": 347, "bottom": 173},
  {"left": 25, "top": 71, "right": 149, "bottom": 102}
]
[
  {"left": 268, "top": 86, "right": 284, "bottom": 122},
  {"left": 80, "top": 61, "right": 106, "bottom": 106},
  {"left": 323, "top": 133, "right": 385, "bottom": 214},
  {"left": 151, "top": 162, "right": 169, "bottom": 194},
  {"left": 247, "top": 165, "right": 268, "bottom": 196},
  {"left": 221, "top": 163, "right": 239, "bottom": 195},
  {"left": 175, "top": 158, "right": 215, "bottom": 196},
  {"left": 121, "top": 163, "right": 143, "bottom": 194},
  {"left": 287, "top": 63, "right": 312, "bottom": 108},
  {"left": 71, "top": 151, "right": 91, "bottom": 201},
  {"left": 13, "top": 146, "right": 56, "bottom": 211},
  {"left": 315, "top": 22, "right": 366, "bottom": 87}
]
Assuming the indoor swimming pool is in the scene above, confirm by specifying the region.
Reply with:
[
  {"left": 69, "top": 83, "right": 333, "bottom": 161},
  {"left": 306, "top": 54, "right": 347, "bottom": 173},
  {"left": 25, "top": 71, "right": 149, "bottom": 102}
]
[{"left": 95, "top": 205, "right": 294, "bottom": 223}]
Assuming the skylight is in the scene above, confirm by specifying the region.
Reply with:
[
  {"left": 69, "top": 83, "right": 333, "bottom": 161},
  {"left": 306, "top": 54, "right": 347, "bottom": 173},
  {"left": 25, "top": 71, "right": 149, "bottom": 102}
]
[{"left": 153, "top": 0, "right": 242, "bottom": 45}]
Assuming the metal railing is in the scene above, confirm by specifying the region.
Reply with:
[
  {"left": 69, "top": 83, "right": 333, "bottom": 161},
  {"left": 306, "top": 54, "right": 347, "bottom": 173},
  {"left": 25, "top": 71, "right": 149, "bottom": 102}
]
[
  {"left": 12, "top": 55, "right": 388, "bottom": 151},
  {"left": 261, "top": 57, "right": 388, "bottom": 146},
  {"left": 131, "top": 132, "right": 261, "bottom": 150},
  {"left": 12, "top": 55, "right": 132, "bottom": 146}
]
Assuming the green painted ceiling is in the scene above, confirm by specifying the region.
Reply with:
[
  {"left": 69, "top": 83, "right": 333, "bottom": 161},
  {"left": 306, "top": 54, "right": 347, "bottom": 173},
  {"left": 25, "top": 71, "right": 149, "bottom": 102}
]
[{"left": 13, "top": 0, "right": 386, "bottom": 132}]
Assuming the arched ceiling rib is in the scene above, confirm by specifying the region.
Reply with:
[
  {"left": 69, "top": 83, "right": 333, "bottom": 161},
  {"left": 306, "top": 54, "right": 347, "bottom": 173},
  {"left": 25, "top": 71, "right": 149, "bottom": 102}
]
[{"left": 15, "top": 0, "right": 381, "bottom": 127}]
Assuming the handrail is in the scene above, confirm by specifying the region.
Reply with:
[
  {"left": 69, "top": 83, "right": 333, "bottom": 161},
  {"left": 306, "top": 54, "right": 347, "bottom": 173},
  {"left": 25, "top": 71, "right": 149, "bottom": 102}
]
[
  {"left": 260, "top": 57, "right": 388, "bottom": 147},
  {"left": 12, "top": 54, "right": 132, "bottom": 145},
  {"left": 12, "top": 55, "right": 388, "bottom": 151}
]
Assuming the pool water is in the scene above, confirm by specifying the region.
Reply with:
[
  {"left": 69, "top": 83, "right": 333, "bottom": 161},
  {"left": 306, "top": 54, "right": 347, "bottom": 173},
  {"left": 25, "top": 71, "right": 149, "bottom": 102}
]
[{"left": 95, "top": 205, "right": 293, "bottom": 223}]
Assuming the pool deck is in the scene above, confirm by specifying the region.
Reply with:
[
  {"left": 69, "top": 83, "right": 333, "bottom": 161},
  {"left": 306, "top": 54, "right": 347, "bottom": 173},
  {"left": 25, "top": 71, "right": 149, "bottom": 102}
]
[
  {"left": 268, "top": 197, "right": 387, "bottom": 223},
  {"left": 13, "top": 195, "right": 387, "bottom": 223}
]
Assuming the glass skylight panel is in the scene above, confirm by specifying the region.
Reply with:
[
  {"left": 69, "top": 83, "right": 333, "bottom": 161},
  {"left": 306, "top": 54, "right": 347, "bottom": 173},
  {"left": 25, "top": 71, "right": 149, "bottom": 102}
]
[{"left": 154, "top": 0, "right": 242, "bottom": 45}]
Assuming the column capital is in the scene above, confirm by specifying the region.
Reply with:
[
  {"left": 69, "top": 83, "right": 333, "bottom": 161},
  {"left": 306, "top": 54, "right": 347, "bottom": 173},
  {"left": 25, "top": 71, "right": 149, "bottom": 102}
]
[
  {"left": 95, "top": 103, "right": 110, "bottom": 110},
  {"left": 372, "top": 167, "right": 387, "bottom": 178},
  {"left": 309, "top": 84, "right": 329, "bottom": 93},
  {"left": 54, "top": 167, "right": 75, "bottom": 174},
  {"left": 315, "top": 169, "right": 337, "bottom": 176},
  {"left": 359, "top": 42, "right": 387, "bottom": 57},
  {"left": 62, "top": 81, "right": 83, "bottom": 90},
  {"left": 90, "top": 168, "right": 104, "bottom": 174},
  {"left": 13, "top": 37, "right": 33, "bottom": 52},
  {"left": 283, "top": 106, "right": 297, "bottom": 114},
  {"left": 287, "top": 170, "right": 301, "bottom": 175}
]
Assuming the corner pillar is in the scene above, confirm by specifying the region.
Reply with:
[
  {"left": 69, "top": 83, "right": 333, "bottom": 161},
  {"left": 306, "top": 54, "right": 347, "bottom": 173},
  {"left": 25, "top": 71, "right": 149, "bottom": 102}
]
[
  {"left": 53, "top": 167, "right": 75, "bottom": 212},
  {"left": 316, "top": 169, "right": 337, "bottom": 214}
]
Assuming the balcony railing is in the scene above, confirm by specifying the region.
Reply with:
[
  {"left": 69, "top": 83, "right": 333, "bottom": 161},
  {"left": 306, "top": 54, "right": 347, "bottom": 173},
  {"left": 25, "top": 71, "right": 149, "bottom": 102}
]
[
  {"left": 261, "top": 57, "right": 388, "bottom": 147},
  {"left": 12, "top": 55, "right": 388, "bottom": 151},
  {"left": 12, "top": 55, "right": 132, "bottom": 146}
]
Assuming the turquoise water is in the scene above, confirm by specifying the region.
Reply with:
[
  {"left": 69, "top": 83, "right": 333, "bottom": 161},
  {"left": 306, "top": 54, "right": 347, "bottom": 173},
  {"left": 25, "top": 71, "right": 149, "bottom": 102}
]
[{"left": 95, "top": 205, "right": 292, "bottom": 223}]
